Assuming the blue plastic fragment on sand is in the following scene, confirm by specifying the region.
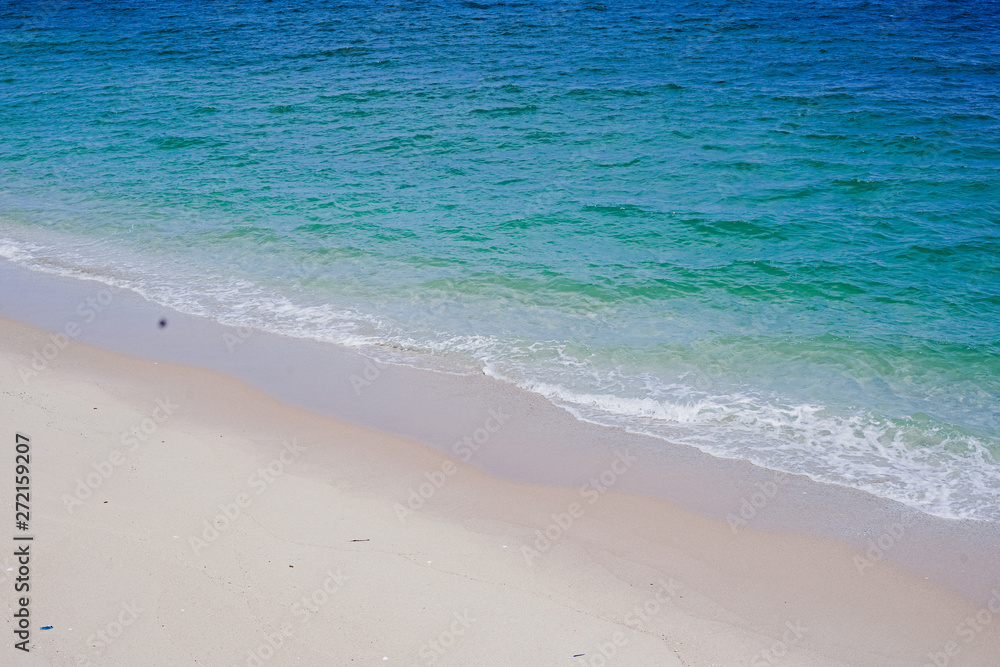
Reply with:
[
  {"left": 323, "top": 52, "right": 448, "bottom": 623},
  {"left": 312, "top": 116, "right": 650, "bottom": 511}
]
[
  {"left": 573, "top": 655, "right": 584, "bottom": 658},
  {"left": 41, "top": 626, "right": 53, "bottom": 630}
]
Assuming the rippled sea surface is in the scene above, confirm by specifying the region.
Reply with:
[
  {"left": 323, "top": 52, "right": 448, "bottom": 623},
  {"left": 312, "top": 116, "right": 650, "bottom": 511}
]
[{"left": 2, "top": 0, "right": 998, "bottom": 518}]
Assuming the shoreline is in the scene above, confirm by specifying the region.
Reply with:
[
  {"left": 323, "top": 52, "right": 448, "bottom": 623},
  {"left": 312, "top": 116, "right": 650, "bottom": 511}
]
[
  {"left": 3, "top": 258, "right": 1000, "bottom": 593},
  {"left": 2, "top": 259, "right": 999, "bottom": 597},
  {"left": 2, "top": 251, "right": 995, "bottom": 523},
  {"left": 1, "top": 290, "right": 999, "bottom": 664},
  {"left": 2, "top": 261, "right": 1000, "bottom": 663}
]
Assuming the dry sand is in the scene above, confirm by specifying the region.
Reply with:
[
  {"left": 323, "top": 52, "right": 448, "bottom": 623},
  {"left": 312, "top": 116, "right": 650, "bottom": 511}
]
[{"left": 1, "top": 315, "right": 999, "bottom": 666}]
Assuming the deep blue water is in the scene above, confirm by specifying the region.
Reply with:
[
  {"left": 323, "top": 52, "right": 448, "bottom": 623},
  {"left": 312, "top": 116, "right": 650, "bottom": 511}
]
[{"left": 1, "top": 0, "right": 999, "bottom": 518}]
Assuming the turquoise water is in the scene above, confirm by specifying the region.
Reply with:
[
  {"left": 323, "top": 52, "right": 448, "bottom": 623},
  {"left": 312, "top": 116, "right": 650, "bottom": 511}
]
[{"left": 2, "top": 0, "right": 999, "bottom": 519}]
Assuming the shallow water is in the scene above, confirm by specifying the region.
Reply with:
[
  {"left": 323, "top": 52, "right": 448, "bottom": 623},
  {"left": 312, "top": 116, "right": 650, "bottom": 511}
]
[{"left": 1, "top": 0, "right": 998, "bottom": 518}]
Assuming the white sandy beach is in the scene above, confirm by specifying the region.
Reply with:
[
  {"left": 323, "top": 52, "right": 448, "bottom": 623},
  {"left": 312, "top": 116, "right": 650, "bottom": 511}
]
[{"left": 1, "top": 315, "right": 999, "bottom": 666}]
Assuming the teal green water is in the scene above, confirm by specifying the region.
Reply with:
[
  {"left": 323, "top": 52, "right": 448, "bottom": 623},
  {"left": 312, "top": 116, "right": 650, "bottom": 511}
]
[{"left": 1, "top": 0, "right": 999, "bottom": 518}]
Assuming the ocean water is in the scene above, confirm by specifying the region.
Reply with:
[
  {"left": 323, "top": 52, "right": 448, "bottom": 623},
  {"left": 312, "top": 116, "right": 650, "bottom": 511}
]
[{"left": 1, "top": 0, "right": 998, "bottom": 519}]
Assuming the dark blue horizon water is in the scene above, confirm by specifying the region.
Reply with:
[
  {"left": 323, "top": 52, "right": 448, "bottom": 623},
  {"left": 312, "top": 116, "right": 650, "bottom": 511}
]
[{"left": 1, "top": 0, "right": 999, "bottom": 519}]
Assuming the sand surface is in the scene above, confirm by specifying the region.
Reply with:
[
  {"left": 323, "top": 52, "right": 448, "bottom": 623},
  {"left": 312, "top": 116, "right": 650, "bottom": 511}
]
[{"left": 2, "top": 315, "right": 999, "bottom": 666}]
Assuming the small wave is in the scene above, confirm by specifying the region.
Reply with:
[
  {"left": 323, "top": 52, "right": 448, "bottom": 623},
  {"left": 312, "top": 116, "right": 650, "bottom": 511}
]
[
  {"left": 0, "top": 240, "right": 40, "bottom": 262},
  {"left": 581, "top": 203, "right": 649, "bottom": 217},
  {"left": 484, "top": 369, "right": 1000, "bottom": 521},
  {"left": 563, "top": 88, "right": 655, "bottom": 100},
  {"left": 470, "top": 105, "right": 538, "bottom": 117},
  {"left": 148, "top": 135, "right": 216, "bottom": 150},
  {"left": 831, "top": 178, "right": 889, "bottom": 192},
  {"left": 286, "top": 47, "right": 371, "bottom": 59}
]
